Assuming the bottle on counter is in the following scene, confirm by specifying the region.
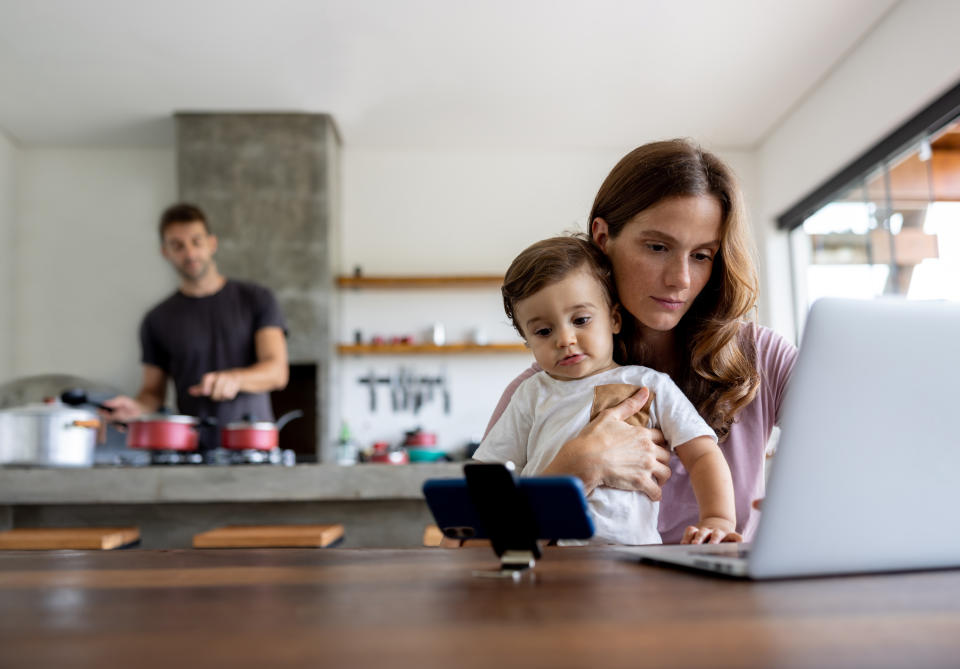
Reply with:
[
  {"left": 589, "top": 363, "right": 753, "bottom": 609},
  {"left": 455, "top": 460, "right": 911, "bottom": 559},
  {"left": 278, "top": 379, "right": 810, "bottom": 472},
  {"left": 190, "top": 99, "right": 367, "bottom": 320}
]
[{"left": 337, "top": 421, "right": 358, "bottom": 466}]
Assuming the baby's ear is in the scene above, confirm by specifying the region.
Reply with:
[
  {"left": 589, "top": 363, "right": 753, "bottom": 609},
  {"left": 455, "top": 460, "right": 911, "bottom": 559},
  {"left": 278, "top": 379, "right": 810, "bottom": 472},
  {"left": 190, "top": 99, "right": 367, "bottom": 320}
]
[{"left": 610, "top": 304, "right": 623, "bottom": 334}]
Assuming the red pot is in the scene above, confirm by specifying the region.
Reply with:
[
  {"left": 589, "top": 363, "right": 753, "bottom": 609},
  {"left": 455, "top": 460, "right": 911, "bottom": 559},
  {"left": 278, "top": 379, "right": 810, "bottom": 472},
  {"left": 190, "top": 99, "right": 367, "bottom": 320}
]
[
  {"left": 127, "top": 415, "right": 199, "bottom": 451},
  {"left": 403, "top": 429, "right": 437, "bottom": 447},
  {"left": 221, "top": 411, "right": 303, "bottom": 451},
  {"left": 368, "top": 441, "right": 409, "bottom": 465}
]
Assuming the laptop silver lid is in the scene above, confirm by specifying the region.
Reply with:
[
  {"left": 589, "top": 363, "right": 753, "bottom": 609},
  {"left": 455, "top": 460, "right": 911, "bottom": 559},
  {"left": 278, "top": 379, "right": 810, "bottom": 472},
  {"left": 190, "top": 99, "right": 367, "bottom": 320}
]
[{"left": 749, "top": 298, "right": 960, "bottom": 578}]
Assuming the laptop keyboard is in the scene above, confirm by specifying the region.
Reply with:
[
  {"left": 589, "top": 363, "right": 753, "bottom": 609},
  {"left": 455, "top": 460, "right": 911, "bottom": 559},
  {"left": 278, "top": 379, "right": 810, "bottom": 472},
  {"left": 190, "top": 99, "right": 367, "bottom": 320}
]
[{"left": 698, "top": 546, "right": 751, "bottom": 559}]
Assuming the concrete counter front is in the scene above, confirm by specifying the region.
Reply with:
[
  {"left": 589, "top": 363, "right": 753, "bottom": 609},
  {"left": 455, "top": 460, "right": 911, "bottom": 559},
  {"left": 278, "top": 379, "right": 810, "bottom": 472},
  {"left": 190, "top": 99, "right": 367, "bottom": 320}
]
[{"left": 0, "top": 464, "right": 463, "bottom": 549}]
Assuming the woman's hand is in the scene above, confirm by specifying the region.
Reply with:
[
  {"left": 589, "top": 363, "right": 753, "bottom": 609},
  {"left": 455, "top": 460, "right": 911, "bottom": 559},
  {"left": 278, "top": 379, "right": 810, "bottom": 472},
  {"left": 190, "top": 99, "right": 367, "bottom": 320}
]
[
  {"left": 681, "top": 518, "right": 742, "bottom": 544},
  {"left": 541, "top": 387, "right": 672, "bottom": 500}
]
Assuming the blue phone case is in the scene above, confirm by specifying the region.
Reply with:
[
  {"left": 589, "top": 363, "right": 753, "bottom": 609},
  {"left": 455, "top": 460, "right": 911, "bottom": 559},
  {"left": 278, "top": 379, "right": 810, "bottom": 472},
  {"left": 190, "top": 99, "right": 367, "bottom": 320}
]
[{"left": 422, "top": 475, "right": 595, "bottom": 541}]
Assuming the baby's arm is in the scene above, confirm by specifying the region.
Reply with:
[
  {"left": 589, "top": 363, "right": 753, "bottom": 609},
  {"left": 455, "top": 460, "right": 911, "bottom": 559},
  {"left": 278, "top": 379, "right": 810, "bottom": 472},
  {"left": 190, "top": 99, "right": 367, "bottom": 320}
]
[{"left": 673, "top": 436, "right": 739, "bottom": 544}]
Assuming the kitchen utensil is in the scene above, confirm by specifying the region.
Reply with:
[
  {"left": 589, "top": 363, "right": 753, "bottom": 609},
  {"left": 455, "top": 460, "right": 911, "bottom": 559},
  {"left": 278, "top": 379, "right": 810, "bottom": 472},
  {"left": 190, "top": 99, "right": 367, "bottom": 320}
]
[
  {"left": 403, "top": 428, "right": 437, "bottom": 447},
  {"left": 0, "top": 402, "right": 101, "bottom": 467},
  {"left": 440, "top": 374, "right": 451, "bottom": 414},
  {"left": 220, "top": 410, "right": 304, "bottom": 451},
  {"left": 126, "top": 414, "right": 201, "bottom": 452},
  {"left": 60, "top": 388, "right": 113, "bottom": 413},
  {"left": 192, "top": 524, "right": 344, "bottom": 548},
  {"left": 368, "top": 441, "right": 409, "bottom": 464},
  {"left": 0, "top": 526, "right": 141, "bottom": 550},
  {"left": 403, "top": 429, "right": 446, "bottom": 462},
  {"left": 358, "top": 371, "right": 379, "bottom": 411},
  {"left": 406, "top": 448, "right": 448, "bottom": 463}
]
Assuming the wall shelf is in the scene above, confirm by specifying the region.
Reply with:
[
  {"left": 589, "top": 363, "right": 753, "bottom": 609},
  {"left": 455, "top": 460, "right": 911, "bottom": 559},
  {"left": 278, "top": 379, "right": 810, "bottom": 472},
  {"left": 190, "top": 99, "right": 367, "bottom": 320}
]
[
  {"left": 338, "top": 343, "right": 527, "bottom": 355},
  {"left": 337, "top": 275, "right": 504, "bottom": 289}
]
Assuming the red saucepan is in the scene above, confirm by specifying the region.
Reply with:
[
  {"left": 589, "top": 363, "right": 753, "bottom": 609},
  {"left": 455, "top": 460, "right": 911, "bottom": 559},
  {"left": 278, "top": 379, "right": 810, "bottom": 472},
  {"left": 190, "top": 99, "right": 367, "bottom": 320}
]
[
  {"left": 127, "top": 414, "right": 201, "bottom": 452},
  {"left": 62, "top": 390, "right": 205, "bottom": 453},
  {"left": 221, "top": 410, "right": 304, "bottom": 451}
]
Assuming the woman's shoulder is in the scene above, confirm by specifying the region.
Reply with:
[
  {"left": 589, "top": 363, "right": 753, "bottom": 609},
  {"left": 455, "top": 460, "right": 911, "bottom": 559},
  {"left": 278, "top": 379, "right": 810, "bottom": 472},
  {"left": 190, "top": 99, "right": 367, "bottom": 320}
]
[
  {"left": 737, "top": 320, "right": 798, "bottom": 420},
  {"left": 738, "top": 321, "right": 798, "bottom": 367}
]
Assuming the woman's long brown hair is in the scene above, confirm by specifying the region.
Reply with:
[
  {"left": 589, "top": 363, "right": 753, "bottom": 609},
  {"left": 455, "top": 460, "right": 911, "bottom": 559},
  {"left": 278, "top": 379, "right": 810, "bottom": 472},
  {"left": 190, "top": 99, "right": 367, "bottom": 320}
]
[{"left": 590, "top": 139, "right": 760, "bottom": 441}]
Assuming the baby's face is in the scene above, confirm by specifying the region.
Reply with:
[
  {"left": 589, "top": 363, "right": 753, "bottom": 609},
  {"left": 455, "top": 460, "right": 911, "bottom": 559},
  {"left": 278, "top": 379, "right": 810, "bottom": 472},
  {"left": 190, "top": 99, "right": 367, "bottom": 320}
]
[{"left": 514, "top": 268, "right": 621, "bottom": 381}]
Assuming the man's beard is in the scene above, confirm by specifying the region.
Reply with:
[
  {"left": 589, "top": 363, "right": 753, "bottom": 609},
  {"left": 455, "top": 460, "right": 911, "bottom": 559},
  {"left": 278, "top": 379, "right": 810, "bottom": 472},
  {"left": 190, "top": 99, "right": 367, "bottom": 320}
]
[{"left": 177, "top": 259, "right": 211, "bottom": 281}]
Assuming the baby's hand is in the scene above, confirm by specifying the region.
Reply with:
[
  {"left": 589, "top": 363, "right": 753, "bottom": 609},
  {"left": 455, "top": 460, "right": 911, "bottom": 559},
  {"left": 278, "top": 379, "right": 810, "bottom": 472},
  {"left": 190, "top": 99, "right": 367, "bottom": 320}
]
[{"left": 680, "top": 518, "right": 742, "bottom": 544}]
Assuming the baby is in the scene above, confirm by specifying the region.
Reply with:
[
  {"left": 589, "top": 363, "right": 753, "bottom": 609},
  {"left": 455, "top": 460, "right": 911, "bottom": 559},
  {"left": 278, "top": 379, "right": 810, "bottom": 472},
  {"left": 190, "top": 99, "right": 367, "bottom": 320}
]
[{"left": 473, "top": 236, "right": 737, "bottom": 544}]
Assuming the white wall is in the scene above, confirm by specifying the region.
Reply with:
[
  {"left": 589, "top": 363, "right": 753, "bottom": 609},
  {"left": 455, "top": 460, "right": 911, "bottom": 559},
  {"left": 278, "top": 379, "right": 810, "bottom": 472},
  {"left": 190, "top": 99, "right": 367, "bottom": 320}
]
[
  {"left": 342, "top": 146, "right": 759, "bottom": 274},
  {"left": 15, "top": 148, "right": 176, "bottom": 392},
  {"left": 0, "top": 130, "right": 17, "bottom": 382},
  {"left": 337, "top": 145, "right": 759, "bottom": 452},
  {"left": 4, "top": 141, "right": 759, "bottom": 455},
  {"left": 756, "top": 0, "right": 960, "bottom": 338}
]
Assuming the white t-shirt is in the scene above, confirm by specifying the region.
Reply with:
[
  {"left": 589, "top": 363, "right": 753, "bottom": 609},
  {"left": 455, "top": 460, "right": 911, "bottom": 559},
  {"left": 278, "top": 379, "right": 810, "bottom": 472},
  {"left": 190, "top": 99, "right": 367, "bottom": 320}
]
[{"left": 474, "top": 365, "right": 716, "bottom": 545}]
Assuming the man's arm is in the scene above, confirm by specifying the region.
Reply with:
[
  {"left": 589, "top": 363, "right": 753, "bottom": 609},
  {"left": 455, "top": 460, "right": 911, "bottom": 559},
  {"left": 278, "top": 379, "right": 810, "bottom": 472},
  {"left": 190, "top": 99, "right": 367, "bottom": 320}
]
[
  {"left": 101, "top": 364, "right": 167, "bottom": 422},
  {"left": 188, "top": 326, "right": 289, "bottom": 401}
]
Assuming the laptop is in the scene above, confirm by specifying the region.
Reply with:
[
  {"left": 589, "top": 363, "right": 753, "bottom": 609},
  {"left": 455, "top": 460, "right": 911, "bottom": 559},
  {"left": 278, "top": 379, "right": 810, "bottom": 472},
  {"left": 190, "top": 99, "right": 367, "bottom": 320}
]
[{"left": 630, "top": 297, "right": 960, "bottom": 579}]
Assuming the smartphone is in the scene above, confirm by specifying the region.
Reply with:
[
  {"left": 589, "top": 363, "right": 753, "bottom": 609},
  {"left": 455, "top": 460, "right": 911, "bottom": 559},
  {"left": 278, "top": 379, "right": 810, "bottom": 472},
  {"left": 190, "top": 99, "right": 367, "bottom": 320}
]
[{"left": 423, "top": 466, "right": 595, "bottom": 544}]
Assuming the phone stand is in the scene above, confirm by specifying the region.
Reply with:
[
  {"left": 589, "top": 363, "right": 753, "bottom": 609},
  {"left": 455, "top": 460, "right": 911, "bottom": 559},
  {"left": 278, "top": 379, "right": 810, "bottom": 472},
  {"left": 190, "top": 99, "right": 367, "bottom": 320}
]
[{"left": 463, "top": 462, "right": 542, "bottom": 579}]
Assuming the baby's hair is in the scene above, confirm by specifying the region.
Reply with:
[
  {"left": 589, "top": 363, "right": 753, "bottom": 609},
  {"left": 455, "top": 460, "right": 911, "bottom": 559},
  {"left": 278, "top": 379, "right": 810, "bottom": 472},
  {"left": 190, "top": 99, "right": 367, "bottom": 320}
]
[{"left": 502, "top": 234, "right": 617, "bottom": 338}]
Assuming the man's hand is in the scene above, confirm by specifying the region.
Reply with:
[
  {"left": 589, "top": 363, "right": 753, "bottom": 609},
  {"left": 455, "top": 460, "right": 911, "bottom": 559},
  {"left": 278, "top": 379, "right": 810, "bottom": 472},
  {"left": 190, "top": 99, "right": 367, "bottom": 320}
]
[
  {"left": 680, "top": 517, "right": 742, "bottom": 544},
  {"left": 100, "top": 395, "right": 145, "bottom": 423},
  {"left": 189, "top": 370, "right": 242, "bottom": 401}
]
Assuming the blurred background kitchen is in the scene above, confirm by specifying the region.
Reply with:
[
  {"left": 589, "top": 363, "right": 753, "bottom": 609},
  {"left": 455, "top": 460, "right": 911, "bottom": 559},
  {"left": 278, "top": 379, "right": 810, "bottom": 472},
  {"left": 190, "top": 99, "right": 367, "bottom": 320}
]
[{"left": 1, "top": 0, "right": 959, "bottom": 546}]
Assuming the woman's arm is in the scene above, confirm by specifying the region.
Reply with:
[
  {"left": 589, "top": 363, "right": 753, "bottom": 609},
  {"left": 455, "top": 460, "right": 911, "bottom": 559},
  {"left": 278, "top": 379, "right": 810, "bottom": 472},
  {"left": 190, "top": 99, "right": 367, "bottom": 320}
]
[
  {"left": 673, "top": 435, "right": 739, "bottom": 544},
  {"left": 539, "top": 388, "right": 672, "bottom": 498}
]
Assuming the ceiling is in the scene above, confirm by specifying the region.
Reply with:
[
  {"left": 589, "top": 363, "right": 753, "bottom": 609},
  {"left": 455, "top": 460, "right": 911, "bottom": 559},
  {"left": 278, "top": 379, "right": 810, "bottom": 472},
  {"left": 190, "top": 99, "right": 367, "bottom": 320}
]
[{"left": 0, "top": 0, "right": 899, "bottom": 149}]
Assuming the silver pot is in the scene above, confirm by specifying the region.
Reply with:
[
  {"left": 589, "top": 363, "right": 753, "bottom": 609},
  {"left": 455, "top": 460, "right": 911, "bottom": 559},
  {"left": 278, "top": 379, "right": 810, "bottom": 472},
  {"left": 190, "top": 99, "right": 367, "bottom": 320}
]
[{"left": 0, "top": 402, "right": 101, "bottom": 467}]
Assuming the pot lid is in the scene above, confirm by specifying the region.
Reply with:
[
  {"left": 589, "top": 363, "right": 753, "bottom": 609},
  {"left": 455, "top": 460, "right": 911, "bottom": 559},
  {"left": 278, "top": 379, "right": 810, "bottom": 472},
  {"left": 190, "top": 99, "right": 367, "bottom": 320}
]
[
  {"left": 136, "top": 414, "right": 198, "bottom": 425},
  {"left": 225, "top": 421, "right": 276, "bottom": 431},
  {"left": 0, "top": 402, "right": 96, "bottom": 417}
]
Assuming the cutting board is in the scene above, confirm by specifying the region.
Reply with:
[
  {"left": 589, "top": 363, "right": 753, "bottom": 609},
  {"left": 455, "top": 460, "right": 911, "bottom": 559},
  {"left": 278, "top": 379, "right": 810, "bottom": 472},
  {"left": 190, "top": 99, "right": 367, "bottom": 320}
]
[
  {"left": 192, "top": 524, "right": 344, "bottom": 548},
  {"left": 0, "top": 527, "right": 140, "bottom": 550},
  {"left": 423, "top": 524, "right": 444, "bottom": 546},
  {"left": 422, "top": 524, "right": 492, "bottom": 548}
]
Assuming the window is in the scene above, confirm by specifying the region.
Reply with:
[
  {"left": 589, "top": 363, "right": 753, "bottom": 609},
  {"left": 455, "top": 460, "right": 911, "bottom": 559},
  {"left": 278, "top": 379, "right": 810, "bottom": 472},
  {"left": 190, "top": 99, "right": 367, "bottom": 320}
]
[{"left": 779, "top": 81, "right": 960, "bottom": 334}]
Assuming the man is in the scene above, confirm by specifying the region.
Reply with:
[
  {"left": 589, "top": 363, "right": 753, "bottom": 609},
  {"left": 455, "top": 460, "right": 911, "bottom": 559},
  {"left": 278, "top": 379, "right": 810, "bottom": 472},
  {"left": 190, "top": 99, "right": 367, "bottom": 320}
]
[{"left": 104, "top": 203, "right": 289, "bottom": 442}]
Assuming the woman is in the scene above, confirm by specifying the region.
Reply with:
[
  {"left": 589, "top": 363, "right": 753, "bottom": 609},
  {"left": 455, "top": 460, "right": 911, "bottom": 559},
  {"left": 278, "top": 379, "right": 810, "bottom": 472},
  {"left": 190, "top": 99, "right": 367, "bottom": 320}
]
[{"left": 486, "top": 139, "right": 797, "bottom": 543}]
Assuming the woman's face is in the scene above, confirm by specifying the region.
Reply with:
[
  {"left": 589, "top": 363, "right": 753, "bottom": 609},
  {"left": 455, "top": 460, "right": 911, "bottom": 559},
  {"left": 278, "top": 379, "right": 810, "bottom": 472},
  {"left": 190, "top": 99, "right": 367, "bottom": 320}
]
[{"left": 593, "top": 195, "right": 723, "bottom": 334}]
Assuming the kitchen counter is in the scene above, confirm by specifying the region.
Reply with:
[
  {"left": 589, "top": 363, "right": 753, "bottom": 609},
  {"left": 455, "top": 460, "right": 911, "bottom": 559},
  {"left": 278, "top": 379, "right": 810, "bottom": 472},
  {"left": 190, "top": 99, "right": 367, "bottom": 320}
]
[
  {"left": 0, "top": 463, "right": 463, "bottom": 504},
  {"left": 0, "top": 463, "right": 464, "bottom": 549}
]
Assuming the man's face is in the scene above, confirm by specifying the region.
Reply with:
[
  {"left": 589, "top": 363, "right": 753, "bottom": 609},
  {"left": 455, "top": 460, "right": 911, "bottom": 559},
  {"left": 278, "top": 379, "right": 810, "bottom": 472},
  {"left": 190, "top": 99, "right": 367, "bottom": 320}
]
[{"left": 161, "top": 221, "right": 217, "bottom": 281}]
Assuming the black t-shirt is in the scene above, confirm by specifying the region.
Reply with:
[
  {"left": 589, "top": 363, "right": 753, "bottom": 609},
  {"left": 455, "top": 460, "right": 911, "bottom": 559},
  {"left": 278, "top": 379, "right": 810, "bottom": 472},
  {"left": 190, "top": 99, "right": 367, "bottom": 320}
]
[{"left": 140, "top": 279, "right": 286, "bottom": 426}]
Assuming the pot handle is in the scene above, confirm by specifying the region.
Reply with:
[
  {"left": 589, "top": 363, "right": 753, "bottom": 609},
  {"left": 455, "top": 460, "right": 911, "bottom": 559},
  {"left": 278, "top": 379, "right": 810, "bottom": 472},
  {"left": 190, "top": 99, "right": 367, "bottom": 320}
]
[
  {"left": 276, "top": 410, "right": 304, "bottom": 432},
  {"left": 72, "top": 419, "right": 102, "bottom": 429}
]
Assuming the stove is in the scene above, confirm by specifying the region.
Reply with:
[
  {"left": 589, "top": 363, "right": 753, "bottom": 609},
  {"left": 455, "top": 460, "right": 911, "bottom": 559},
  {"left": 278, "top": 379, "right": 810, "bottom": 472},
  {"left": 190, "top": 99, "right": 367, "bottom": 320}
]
[
  {"left": 148, "top": 450, "right": 204, "bottom": 466},
  {"left": 208, "top": 447, "right": 297, "bottom": 466},
  {"left": 143, "top": 448, "right": 296, "bottom": 466}
]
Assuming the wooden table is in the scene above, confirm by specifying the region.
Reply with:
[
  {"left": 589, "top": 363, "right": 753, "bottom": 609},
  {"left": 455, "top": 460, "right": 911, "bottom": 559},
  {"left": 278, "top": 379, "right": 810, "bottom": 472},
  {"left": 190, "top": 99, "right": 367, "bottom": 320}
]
[{"left": 1, "top": 546, "right": 958, "bottom": 668}]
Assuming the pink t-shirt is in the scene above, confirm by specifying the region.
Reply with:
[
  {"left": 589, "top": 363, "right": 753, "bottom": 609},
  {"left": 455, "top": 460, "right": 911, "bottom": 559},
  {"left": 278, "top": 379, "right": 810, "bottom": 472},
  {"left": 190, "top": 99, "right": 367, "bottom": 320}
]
[{"left": 484, "top": 322, "right": 797, "bottom": 543}]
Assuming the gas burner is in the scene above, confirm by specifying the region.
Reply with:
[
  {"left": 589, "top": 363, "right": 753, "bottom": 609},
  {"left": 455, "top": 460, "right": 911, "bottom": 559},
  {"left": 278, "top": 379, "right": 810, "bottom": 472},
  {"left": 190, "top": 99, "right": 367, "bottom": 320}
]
[
  {"left": 207, "top": 448, "right": 297, "bottom": 466},
  {"left": 149, "top": 450, "right": 204, "bottom": 466}
]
